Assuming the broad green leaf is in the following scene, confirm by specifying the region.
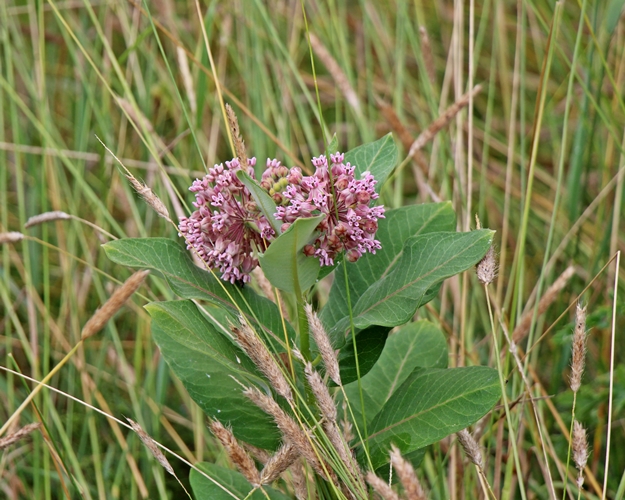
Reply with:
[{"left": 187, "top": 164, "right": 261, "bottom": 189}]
[
  {"left": 335, "top": 325, "right": 390, "bottom": 385},
  {"left": 364, "top": 366, "right": 500, "bottom": 470},
  {"left": 345, "top": 133, "right": 398, "bottom": 190},
  {"left": 321, "top": 203, "right": 456, "bottom": 333},
  {"left": 236, "top": 170, "right": 282, "bottom": 234},
  {"left": 342, "top": 321, "right": 447, "bottom": 429},
  {"left": 258, "top": 215, "right": 324, "bottom": 294},
  {"left": 103, "top": 238, "right": 294, "bottom": 345},
  {"left": 191, "top": 462, "right": 290, "bottom": 500},
  {"left": 349, "top": 230, "right": 494, "bottom": 331},
  {"left": 320, "top": 203, "right": 457, "bottom": 345},
  {"left": 146, "top": 300, "right": 281, "bottom": 449}
]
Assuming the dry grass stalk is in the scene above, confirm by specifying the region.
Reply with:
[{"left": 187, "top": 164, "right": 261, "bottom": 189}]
[
  {"left": 24, "top": 211, "right": 71, "bottom": 228},
  {"left": 408, "top": 84, "right": 482, "bottom": 157},
  {"left": 225, "top": 103, "right": 248, "bottom": 168},
  {"left": 260, "top": 442, "right": 299, "bottom": 484},
  {"left": 366, "top": 471, "right": 400, "bottom": 500},
  {"left": 511, "top": 265, "right": 576, "bottom": 344},
  {"left": 570, "top": 303, "right": 587, "bottom": 393},
  {"left": 210, "top": 419, "right": 260, "bottom": 486},
  {"left": 176, "top": 47, "right": 197, "bottom": 116},
  {"left": 304, "top": 304, "right": 341, "bottom": 386},
  {"left": 117, "top": 96, "right": 155, "bottom": 134},
  {"left": 0, "top": 422, "right": 41, "bottom": 450},
  {"left": 390, "top": 444, "right": 426, "bottom": 500},
  {"left": 0, "top": 231, "right": 24, "bottom": 244},
  {"left": 232, "top": 319, "right": 293, "bottom": 401},
  {"left": 456, "top": 429, "right": 484, "bottom": 469},
  {"left": 126, "top": 418, "right": 174, "bottom": 476},
  {"left": 81, "top": 270, "right": 150, "bottom": 340},
  {"left": 419, "top": 26, "right": 436, "bottom": 85},
  {"left": 125, "top": 172, "right": 171, "bottom": 221},
  {"left": 572, "top": 420, "right": 589, "bottom": 487},
  {"left": 244, "top": 386, "right": 328, "bottom": 480},
  {"left": 308, "top": 32, "right": 361, "bottom": 115}
]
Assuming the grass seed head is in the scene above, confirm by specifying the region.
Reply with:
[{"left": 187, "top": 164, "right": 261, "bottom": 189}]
[
  {"left": 210, "top": 419, "right": 260, "bottom": 486},
  {"left": 81, "top": 270, "right": 150, "bottom": 340},
  {"left": 570, "top": 303, "right": 587, "bottom": 393},
  {"left": 573, "top": 420, "right": 589, "bottom": 486}
]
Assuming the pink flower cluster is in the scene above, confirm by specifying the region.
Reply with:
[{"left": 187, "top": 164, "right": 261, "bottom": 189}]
[
  {"left": 178, "top": 158, "right": 275, "bottom": 284},
  {"left": 271, "top": 152, "right": 385, "bottom": 266},
  {"left": 179, "top": 153, "right": 385, "bottom": 283}
]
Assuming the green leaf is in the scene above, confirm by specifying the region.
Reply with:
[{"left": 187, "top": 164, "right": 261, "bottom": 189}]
[
  {"left": 327, "top": 133, "right": 339, "bottom": 154},
  {"left": 336, "top": 325, "right": 390, "bottom": 385},
  {"left": 236, "top": 170, "right": 282, "bottom": 234},
  {"left": 349, "top": 230, "right": 494, "bottom": 331},
  {"left": 258, "top": 215, "right": 324, "bottom": 294},
  {"left": 146, "top": 300, "right": 281, "bottom": 449},
  {"left": 342, "top": 321, "right": 447, "bottom": 429},
  {"left": 345, "top": 133, "right": 398, "bottom": 191},
  {"left": 190, "top": 462, "right": 290, "bottom": 500},
  {"left": 364, "top": 366, "right": 500, "bottom": 470},
  {"left": 103, "top": 238, "right": 294, "bottom": 345},
  {"left": 320, "top": 203, "right": 457, "bottom": 345}
]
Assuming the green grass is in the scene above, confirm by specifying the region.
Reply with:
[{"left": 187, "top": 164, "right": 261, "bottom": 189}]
[{"left": 1, "top": 0, "right": 625, "bottom": 498}]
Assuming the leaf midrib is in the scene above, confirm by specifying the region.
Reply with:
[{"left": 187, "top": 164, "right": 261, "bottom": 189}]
[{"left": 366, "top": 379, "right": 497, "bottom": 441}]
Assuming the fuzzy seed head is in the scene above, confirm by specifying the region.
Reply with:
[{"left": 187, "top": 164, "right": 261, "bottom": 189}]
[
  {"left": 232, "top": 319, "right": 292, "bottom": 401},
  {"left": 260, "top": 442, "right": 299, "bottom": 484},
  {"left": 476, "top": 245, "right": 497, "bottom": 286},
  {"left": 570, "top": 303, "right": 587, "bottom": 393},
  {"left": 456, "top": 428, "right": 484, "bottom": 469},
  {"left": 305, "top": 304, "right": 341, "bottom": 385},
  {"left": 0, "top": 423, "right": 41, "bottom": 450},
  {"left": 210, "top": 419, "right": 260, "bottom": 486},
  {"left": 126, "top": 418, "right": 174, "bottom": 476},
  {"left": 81, "top": 270, "right": 150, "bottom": 340},
  {"left": 304, "top": 362, "right": 336, "bottom": 422},
  {"left": 366, "top": 471, "right": 400, "bottom": 500},
  {"left": 390, "top": 444, "right": 426, "bottom": 500},
  {"left": 0, "top": 232, "right": 24, "bottom": 244},
  {"left": 573, "top": 420, "right": 589, "bottom": 487},
  {"left": 24, "top": 211, "right": 72, "bottom": 228}
]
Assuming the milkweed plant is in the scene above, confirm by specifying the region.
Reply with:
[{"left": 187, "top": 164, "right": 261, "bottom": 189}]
[{"left": 104, "top": 121, "right": 497, "bottom": 499}]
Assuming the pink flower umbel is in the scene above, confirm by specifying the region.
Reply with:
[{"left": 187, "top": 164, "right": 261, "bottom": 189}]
[
  {"left": 178, "top": 158, "right": 275, "bottom": 284},
  {"left": 270, "top": 152, "right": 385, "bottom": 266}
]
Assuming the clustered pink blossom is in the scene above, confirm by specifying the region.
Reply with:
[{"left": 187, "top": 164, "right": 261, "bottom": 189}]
[
  {"left": 270, "top": 152, "right": 385, "bottom": 266},
  {"left": 179, "top": 152, "right": 385, "bottom": 283},
  {"left": 178, "top": 158, "right": 275, "bottom": 284}
]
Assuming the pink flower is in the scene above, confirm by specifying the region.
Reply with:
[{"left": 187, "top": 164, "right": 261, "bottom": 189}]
[
  {"left": 272, "top": 152, "right": 384, "bottom": 266},
  {"left": 178, "top": 158, "right": 275, "bottom": 284}
]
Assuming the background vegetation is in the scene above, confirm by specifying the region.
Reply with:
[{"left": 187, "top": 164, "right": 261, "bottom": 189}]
[{"left": 1, "top": 0, "right": 624, "bottom": 498}]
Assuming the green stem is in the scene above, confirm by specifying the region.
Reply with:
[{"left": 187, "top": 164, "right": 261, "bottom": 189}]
[{"left": 297, "top": 298, "right": 311, "bottom": 361}]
